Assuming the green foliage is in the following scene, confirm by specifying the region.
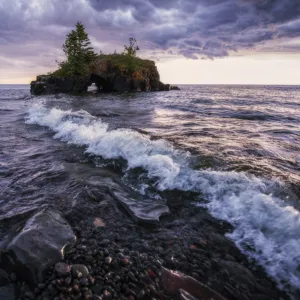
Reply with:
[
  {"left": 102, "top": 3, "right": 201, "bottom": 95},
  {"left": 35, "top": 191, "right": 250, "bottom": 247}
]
[
  {"left": 121, "top": 38, "right": 140, "bottom": 73},
  {"left": 123, "top": 38, "right": 140, "bottom": 57},
  {"left": 57, "top": 22, "right": 97, "bottom": 76},
  {"left": 97, "top": 53, "right": 154, "bottom": 75}
]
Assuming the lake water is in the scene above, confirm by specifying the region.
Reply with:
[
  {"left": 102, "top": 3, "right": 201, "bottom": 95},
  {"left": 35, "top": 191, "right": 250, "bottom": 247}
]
[{"left": 1, "top": 84, "right": 300, "bottom": 297}]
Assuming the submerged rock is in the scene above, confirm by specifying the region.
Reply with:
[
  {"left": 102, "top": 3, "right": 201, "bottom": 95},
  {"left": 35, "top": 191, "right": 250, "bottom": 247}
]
[
  {"left": 110, "top": 189, "right": 170, "bottom": 225},
  {"left": 1, "top": 209, "right": 76, "bottom": 283},
  {"left": 160, "top": 267, "right": 226, "bottom": 300}
]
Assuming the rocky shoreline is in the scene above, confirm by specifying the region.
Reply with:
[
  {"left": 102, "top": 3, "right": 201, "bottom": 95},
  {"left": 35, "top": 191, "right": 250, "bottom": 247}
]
[{"left": 0, "top": 190, "right": 290, "bottom": 300}]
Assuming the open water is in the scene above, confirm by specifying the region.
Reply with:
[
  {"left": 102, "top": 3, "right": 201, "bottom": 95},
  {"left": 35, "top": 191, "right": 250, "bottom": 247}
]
[{"left": 1, "top": 84, "right": 300, "bottom": 297}]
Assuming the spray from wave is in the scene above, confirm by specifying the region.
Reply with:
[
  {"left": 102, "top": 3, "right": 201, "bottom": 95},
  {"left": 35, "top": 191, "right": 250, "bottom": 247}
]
[{"left": 26, "top": 102, "right": 300, "bottom": 295}]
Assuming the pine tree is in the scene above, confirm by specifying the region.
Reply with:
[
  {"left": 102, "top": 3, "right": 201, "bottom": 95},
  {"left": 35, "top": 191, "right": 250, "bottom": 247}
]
[{"left": 60, "top": 22, "right": 97, "bottom": 76}]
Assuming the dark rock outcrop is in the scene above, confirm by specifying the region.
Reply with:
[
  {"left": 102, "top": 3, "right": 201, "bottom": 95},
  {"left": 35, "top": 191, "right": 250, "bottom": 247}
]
[
  {"left": 30, "top": 55, "right": 180, "bottom": 95},
  {"left": 0, "top": 209, "right": 76, "bottom": 284},
  {"left": 30, "top": 75, "right": 90, "bottom": 95},
  {"left": 91, "top": 58, "right": 158, "bottom": 92},
  {"left": 0, "top": 269, "right": 19, "bottom": 300},
  {"left": 0, "top": 284, "right": 19, "bottom": 300}
]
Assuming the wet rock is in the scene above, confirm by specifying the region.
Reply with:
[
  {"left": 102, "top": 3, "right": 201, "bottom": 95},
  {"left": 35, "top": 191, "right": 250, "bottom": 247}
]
[
  {"left": 1, "top": 209, "right": 76, "bottom": 283},
  {"left": 170, "top": 85, "right": 181, "bottom": 91},
  {"left": 179, "top": 289, "right": 198, "bottom": 300},
  {"left": 128, "top": 271, "right": 137, "bottom": 283},
  {"left": 158, "top": 81, "right": 171, "bottom": 91},
  {"left": 55, "top": 262, "right": 71, "bottom": 277},
  {"left": 80, "top": 277, "right": 89, "bottom": 286},
  {"left": 147, "top": 268, "right": 156, "bottom": 278},
  {"left": 9, "top": 273, "right": 16, "bottom": 283},
  {"left": 111, "top": 189, "right": 169, "bottom": 225},
  {"left": 30, "top": 75, "right": 90, "bottom": 95},
  {"left": 105, "top": 257, "right": 112, "bottom": 265},
  {"left": 37, "top": 283, "right": 45, "bottom": 290},
  {"left": 72, "top": 265, "right": 89, "bottom": 278},
  {"left": 0, "top": 270, "right": 10, "bottom": 287},
  {"left": 219, "top": 260, "right": 256, "bottom": 289},
  {"left": 0, "top": 284, "right": 19, "bottom": 300},
  {"left": 65, "top": 277, "right": 72, "bottom": 285},
  {"left": 137, "top": 289, "right": 146, "bottom": 299},
  {"left": 24, "top": 291, "right": 34, "bottom": 299},
  {"left": 102, "top": 290, "right": 112, "bottom": 300},
  {"left": 160, "top": 267, "right": 226, "bottom": 300},
  {"left": 100, "top": 239, "right": 110, "bottom": 246}
]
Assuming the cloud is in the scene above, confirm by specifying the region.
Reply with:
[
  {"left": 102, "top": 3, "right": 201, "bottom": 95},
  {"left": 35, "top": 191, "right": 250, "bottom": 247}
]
[{"left": 1, "top": 0, "right": 300, "bottom": 71}]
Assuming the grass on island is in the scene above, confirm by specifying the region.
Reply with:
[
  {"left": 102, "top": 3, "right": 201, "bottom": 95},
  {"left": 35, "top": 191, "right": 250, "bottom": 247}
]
[{"left": 51, "top": 53, "right": 156, "bottom": 78}]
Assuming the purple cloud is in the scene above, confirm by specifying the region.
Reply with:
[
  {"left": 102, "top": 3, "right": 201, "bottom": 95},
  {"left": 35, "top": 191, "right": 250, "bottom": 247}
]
[{"left": 1, "top": 0, "right": 300, "bottom": 68}]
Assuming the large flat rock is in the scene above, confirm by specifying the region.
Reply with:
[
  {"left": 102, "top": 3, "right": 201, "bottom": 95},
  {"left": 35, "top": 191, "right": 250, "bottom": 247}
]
[
  {"left": 160, "top": 267, "right": 226, "bottom": 300},
  {"left": 1, "top": 209, "right": 76, "bottom": 283},
  {"left": 110, "top": 188, "right": 170, "bottom": 225}
]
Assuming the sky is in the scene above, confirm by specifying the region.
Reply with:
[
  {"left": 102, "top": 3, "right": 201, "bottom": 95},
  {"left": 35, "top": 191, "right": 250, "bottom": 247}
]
[{"left": 1, "top": 0, "right": 300, "bottom": 85}]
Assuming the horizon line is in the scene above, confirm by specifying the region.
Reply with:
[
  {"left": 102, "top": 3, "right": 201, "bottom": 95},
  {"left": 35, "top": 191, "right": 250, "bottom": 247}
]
[{"left": 1, "top": 83, "right": 300, "bottom": 86}]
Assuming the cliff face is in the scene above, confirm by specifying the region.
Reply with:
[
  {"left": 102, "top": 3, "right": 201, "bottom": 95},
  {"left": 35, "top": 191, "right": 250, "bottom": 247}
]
[{"left": 30, "top": 55, "right": 175, "bottom": 95}]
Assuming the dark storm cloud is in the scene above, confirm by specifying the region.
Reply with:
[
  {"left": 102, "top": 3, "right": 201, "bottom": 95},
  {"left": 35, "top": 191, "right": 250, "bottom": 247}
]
[{"left": 1, "top": 0, "right": 300, "bottom": 66}]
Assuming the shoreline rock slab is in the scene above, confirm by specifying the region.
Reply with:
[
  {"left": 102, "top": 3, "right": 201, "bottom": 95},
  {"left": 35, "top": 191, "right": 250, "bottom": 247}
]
[
  {"left": 160, "top": 267, "right": 227, "bottom": 300},
  {"left": 1, "top": 209, "right": 76, "bottom": 283},
  {"left": 110, "top": 189, "right": 170, "bottom": 225}
]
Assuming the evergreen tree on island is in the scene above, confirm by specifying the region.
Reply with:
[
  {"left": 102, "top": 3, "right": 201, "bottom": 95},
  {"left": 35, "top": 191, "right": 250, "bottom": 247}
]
[{"left": 58, "top": 22, "right": 97, "bottom": 76}]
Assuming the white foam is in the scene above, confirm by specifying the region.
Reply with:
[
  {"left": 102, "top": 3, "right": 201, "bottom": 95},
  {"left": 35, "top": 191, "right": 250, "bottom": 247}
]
[{"left": 26, "top": 102, "right": 300, "bottom": 295}]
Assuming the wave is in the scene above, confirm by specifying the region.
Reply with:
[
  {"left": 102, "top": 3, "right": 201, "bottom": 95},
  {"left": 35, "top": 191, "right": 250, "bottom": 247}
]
[{"left": 25, "top": 101, "right": 300, "bottom": 295}]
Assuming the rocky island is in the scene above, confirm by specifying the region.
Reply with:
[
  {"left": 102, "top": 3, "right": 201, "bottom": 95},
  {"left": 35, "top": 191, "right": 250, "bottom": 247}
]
[
  {"left": 30, "top": 55, "right": 178, "bottom": 95},
  {"left": 30, "top": 25, "right": 179, "bottom": 95}
]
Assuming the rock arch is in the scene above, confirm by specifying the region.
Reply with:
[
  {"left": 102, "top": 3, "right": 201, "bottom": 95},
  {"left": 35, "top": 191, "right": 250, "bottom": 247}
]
[{"left": 88, "top": 74, "right": 112, "bottom": 92}]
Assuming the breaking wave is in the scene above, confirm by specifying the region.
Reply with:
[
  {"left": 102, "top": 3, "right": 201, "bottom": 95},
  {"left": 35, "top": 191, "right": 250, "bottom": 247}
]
[{"left": 26, "top": 102, "right": 300, "bottom": 295}]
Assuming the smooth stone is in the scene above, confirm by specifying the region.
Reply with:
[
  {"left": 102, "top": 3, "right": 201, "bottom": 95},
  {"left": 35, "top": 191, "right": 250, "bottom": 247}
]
[
  {"left": 71, "top": 265, "right": 89, "bottom": 278},
  {"left": 1, "top": 209, "right": 76, "bottom": 283},
  {"left": 55, "top": 263, "right": 71, "bottom": 277},
  {"left": 79, "top": 277, "right": 89, "bottom": 286},
  {"left": 99, "top": 239, "right": 110, "bottom": 246},
  {"left": 105, "top": 257, "right": 112, "bottom": 265},
  {"left": 110, "top": 188, "right": 170, "bottom": 225}
]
